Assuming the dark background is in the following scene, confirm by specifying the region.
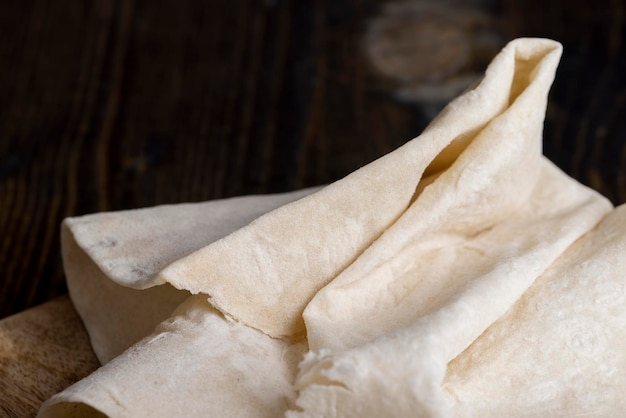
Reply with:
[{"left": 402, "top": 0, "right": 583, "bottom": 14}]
[{"left": 1, "top": 0, "right": 625, "bottom": 319}]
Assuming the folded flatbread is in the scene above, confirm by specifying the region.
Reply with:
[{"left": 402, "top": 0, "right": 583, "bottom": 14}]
[{"left": 39, "top": 38, "right": 626, "bottom": 417}]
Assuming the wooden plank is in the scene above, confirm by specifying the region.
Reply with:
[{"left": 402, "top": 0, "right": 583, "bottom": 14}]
[{"left": 0, "top": 296, "right": 99, "bottom": 417}]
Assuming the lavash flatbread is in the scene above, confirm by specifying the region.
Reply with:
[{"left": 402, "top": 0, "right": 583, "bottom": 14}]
[
  {"left": 62, "top": 188, "right": 319, "bottom": 363},
  {"left": 39, "top": 38, "right": 625, "bottom": 417}
]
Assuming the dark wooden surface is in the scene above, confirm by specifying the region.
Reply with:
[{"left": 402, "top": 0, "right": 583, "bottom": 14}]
[{"left": 1, "top": 0, "right": 625, "bottom": 319}]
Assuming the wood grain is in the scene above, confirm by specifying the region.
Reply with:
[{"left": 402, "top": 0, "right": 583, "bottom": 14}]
[
  {"left": 0, "top": 0, "right": 624, "bottom": 320},
  {"left": 0, "top": 296, "right": 99, "bottom": 417}
]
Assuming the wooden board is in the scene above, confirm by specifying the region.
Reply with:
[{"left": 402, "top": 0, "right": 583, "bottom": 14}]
[{"left": 0, "top": 296, "right": 99, "bottom": 417}]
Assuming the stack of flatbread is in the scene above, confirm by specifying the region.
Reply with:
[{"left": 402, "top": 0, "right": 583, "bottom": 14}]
[{"left": 38, "top": 38, "right": 626, "bottom": 417}]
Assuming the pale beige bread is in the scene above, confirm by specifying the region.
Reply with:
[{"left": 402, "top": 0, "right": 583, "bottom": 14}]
[
  {"left": 287, "top": 40, "right": 614, "bottom": 416},
  {"left": 304, "top": 158, "right": 609, "bottom": 352},
  {"left": 289, "top": 175, "right": 611, "bottom": 416},
  {"left": 39, "top": 295, "right": 306, "bottom": 418},
  {"left": 62, "top": 188, "right": 320, "bottom": 363},
  {"left": 155, "top": 39, "right": 557, "bottom": 339},
  {"left": 443, "top": 204, "right": 626, "bottom": 417},
  {"left": 302, "top": 42, "right": 610, "bottom": 347},
  {"left": 37, "top": 38, "right": 625, "bottom": 417}
]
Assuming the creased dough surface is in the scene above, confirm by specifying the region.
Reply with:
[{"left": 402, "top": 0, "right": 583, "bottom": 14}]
[
  {"left": 38, "top": 38, "right": 626, "bottom": 417},
  {"left": 445, "top": 205, "right": 626, "bottom": 417},
  {"left": 40, "top": 295, "right": 306, "bottom": 418}
]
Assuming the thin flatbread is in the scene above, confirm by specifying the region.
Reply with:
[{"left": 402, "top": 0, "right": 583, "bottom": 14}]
[{"left": 39, "top": 38, "right": 625, "bottom": 417}]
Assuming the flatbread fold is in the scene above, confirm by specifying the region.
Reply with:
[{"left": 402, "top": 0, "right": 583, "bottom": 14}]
[{"left": 38, "top": 38, "right": 626, "bottom": 417}]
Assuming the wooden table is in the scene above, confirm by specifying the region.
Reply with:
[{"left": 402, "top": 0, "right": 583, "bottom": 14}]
[{"left": 1, "top": 0, "right": 625, "bottom": 415}]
